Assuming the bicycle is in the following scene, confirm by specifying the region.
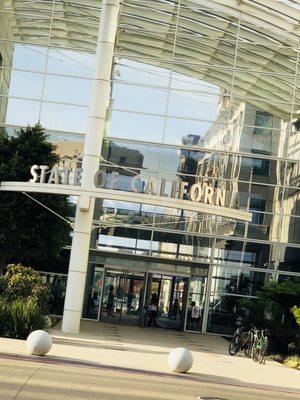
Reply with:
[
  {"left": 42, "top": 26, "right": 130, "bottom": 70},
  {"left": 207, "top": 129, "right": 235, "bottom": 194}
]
[
  {"left": 252, "top": 329, "right": 269, "bottom": 364},
  {"left": 228, "top": 327, "right": 250, "bottom": 356}
]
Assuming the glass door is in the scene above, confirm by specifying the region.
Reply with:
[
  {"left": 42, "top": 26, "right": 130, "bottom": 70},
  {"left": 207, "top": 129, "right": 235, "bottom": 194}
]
[
  {"left": 184, "top": 274, "right": 207, "bottom": 332},
  {"left": 145, "top": 273, "right": 188, "bottom": 330},
  {"left": 82, "top": 264, "right": 104, "bottom": 320},
  {"left": 100, "top": 268, "right": 145, "bottom": 325},
  {"left": 119, "top": 271, "right": 144, "bottom": 326}
]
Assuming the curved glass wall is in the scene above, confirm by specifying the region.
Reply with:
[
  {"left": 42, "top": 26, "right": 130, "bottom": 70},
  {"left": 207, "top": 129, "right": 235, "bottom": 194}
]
[{"left": 1, "top": 0, "right": 300, "bottom": 334}]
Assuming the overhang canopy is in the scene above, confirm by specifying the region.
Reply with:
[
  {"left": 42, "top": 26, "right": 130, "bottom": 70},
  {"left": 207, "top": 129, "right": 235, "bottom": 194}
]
[{"left": 2, "top": 0, "right": 300, "bottom": 119}]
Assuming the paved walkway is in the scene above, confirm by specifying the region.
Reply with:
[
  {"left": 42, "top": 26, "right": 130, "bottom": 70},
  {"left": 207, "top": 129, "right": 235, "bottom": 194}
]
[
  {"left": 0, "top": 320, "right": 299, "bottom": 393},
  {"left": 1, "top": 357, "right": 299, "bottom": 400}
]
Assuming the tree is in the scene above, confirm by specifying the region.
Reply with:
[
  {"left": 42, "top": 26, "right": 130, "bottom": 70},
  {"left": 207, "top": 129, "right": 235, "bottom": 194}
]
[{"left": 0, "top": 124, "right": 71, "bottom": 271}]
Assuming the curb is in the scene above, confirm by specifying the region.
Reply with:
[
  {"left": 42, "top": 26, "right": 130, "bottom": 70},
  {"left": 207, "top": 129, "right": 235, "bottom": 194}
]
[{"left": 0, "top": 352, "right": 299, "bottom": 395}]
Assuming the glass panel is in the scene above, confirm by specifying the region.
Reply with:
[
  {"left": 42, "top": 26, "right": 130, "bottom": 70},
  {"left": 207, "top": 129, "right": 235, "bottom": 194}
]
[
  {"left": 249, "top": 184, "right": 280, "bottom": 213},
  {"left": 210, "top": 266, "right": 267, "bottom": 296},
  {"left": 161, "top": 145, "right": 205, "bottom": 175},
  {"left": 5, "top": 98, "right": 40, "bottom": 125},
  {"left": 285, "top": 160, "right": 300, "bottom": 187},
  {"left": 43, "top": 75, "right": 92, "bottom": 106},
  {"left": 11, "top": 44, "right": 47, "bottom": 72},
  {"left": 47, "top": 49, "right": 94, "bottom": 78},
  {"left": 107, "top": 110, "right": 164, "bottom": 142},
  {"left": 276, "top": 246, "right": 300, "bottom": 273},
  {"left": 98, "top": 231, "right": 151, "bottom": 256},
  {"left": 40, "top": 272, "right": 68, "bottom": 316},
  {"left": 282, "top": 187, "right": 300, "bottom": 216},
  {"left": 111, "top": 82, "right": 168, "bottom": 114},
  {"left": 8, "top": 70, "right": 43, "bottom": 100},
  {"left": 99, "top": 201, "right": 154, "bottom": 227},
  {"left": 170, "top": 71, "right": 220, "bottom": 94},
  {"left": 40, "top": 102, "right": 88, "bottom": 132},
  {"left": 163, "top": 117, "right": 213, "bottom": 146},
  {"left": 278, "top": 274, "right": 300, "bottom": 283},
  {"left": 82, "top": 264, "right": 103, "bottom": 319},
  {"left": 102, "top": 139, "right": 161, "bottom": 171},
  {"left": 113, "top": 57, "right": 171, "bottom": 88},
  {"left": 185, "top": 274, "right": 207, "bottom": 332},
  {"left": 147, "top": 274, "right": 188, "bottom": 330},
  {"left": 151, "top": 235, "right": 213, "bottom": 263},
  {"left": 214, "top": 239, "right": 270, "bottom": 269},
  {"left": 100, "top": 269, "right": 144, "bottom": 325},
  {"left": 207, "top": 294, "right": 255, "bottom": 335},
  {"left": 167, "top": 92, "right": 223, "bottom": 121},
  {"left": 280, "top": 215, "right": 300, "bottom": 244},
  {"left": 214, "top": 239, "right": 243, "bottom": 265}
]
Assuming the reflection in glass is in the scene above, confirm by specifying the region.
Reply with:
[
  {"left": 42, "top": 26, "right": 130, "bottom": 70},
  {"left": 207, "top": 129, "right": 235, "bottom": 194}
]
[
  {"left": 40, "top": 272, "right": 67, "bottom": 316},
  {"left": 11, "top": 44, "right": 47, "bottom": 72},
  {"left": 40, "top": 102, "right": 88, "bottom": 132},
  {"left": 6, "top": 98, "right": 40, "bottom": 126},
  {"left": 207, "top": 294, "right": 254, "bottom": 335},
  {"left": 82, "top": 264, "right": 103, "bottom": 319},
  {"left": 43, "top": 75, "right": 92, "bottom": 106},
  {"left": 100, "top": 269, "right": 144, "bottom": 325},
  {"left": 185, "top": 273, "right": 207, "bottom": 332},
  {"left": 108, "top": 110, "right": 164, "bottom": 142},
  {"left": 211, "top": 267, "right": 266, "bottom": 296},
  {"left": 8, "top": 70, "right": 43, "bottom": 100}
]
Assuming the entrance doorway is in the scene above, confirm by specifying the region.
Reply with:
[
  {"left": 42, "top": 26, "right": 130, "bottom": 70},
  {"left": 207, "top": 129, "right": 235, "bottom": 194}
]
[
  {"left": 82, "top": 263, "right": 208, "bottom": 332},
  {"left": 100, "top": 269, "right": 145, "bottom": 325},
  {"left": 145, "top": 273, "right": 188, "bottom": 330}
]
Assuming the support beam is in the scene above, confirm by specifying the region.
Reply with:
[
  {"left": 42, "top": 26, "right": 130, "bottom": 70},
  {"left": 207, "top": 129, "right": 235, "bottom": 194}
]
[{"left": 61, "top": 0, "right": 121, "bottom": 334}]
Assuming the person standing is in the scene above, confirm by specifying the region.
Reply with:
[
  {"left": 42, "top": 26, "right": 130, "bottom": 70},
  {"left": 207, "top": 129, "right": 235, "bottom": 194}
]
[
  {"left": 190, "top": 301, "right": 200, "bottom": 330},
  {"left": 147, "top": 293, "right": 158, "bottom": 327}
]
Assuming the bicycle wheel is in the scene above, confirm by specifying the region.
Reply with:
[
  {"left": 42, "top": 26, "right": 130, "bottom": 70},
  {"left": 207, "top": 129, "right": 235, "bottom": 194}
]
[
  {"left": 244, "top": 339, "right": 252, "bottom": 358},
  {"left": 229, "top": 339, "right": 240, "bottom": 355},
  {"left": 252, "top": 347, "right": 260, "bottom": 362},
  {"left": 259, "top": 339, "right": 268, "bottom": 364},
  {"left": 259, "top": 350, "right": 266, "bottom": 364}
]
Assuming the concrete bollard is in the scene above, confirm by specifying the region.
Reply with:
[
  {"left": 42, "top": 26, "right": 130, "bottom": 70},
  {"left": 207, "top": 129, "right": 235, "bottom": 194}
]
[
  {"left": 26, "top": 330, "right": 53, "bottom": 356},
  {"left": 168, "top": 347, "right": 193, "bottom": 373}
]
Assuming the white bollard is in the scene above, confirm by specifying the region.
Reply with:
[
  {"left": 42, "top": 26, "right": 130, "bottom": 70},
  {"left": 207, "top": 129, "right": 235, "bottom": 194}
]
[
  {"left": 168, "top": 347, "right": 193, "bottom": 373},
  {"left": 27, "top": 330, "right": 53, "bottom": 356}
]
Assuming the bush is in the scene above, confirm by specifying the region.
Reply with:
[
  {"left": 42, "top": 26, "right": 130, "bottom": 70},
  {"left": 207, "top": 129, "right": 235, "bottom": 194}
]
[
  {"left": 283, "top": 355, "right": 300, "bottom": 369},
  {"left": 8, "top": 299, "right": 47, "bottom": 339},
  {"left": 268, "top": 324, "right": 299, "bottom": 354},
  {"left": 0, "top": 298, "right": 9, "bottom": 336},
  {"left": 0, "top": 264, "right": 51, "bottom": 339},
  {"left": 1, "top": 264, "right": 51, "bottom": 313}
]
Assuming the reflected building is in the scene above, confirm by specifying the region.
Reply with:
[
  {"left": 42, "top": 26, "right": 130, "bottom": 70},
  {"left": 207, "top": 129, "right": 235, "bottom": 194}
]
[
  {"left": 1, "top": 0, "right": 300, "bottom": 335},
  {"left": 0, "top": 3, "right": 13, "bottom": 125}
]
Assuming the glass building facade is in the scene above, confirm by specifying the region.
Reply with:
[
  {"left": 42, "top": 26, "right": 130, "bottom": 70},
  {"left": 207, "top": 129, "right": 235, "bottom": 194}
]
[{"left": 1, "top": 0, "right": 300, "bottom": 335}]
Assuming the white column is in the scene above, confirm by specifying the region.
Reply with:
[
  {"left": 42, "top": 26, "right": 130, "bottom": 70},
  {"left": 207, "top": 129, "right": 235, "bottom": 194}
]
[{"left": 62, "top": 0, "right": 120, "bottom": 334}]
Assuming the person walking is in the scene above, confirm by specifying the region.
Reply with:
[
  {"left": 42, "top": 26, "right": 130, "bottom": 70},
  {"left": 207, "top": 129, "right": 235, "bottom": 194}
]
[{"left": 147, "top": 293, "right": 158, "bottom": 327}]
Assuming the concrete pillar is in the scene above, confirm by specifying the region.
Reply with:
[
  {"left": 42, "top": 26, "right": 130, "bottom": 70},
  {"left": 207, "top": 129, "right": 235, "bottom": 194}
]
[{"left": 62, "top": 0, "right": 120, "bottom": 333}]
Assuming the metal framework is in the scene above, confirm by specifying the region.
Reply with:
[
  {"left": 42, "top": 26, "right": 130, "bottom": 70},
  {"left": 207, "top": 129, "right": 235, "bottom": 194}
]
[{"left": 2, "top": 0, "right": 300, "bottom": 119}]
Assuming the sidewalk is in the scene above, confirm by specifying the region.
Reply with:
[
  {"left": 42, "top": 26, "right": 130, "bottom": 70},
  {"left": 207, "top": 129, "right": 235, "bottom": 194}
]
[{"left": 0, "top": 320, "right": 299, "bottom": 393}]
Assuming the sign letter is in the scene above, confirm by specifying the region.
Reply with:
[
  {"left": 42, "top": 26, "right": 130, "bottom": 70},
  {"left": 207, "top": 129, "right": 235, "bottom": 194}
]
[{"left": 29, "top": 165, "right": 39, "bottom": 183}]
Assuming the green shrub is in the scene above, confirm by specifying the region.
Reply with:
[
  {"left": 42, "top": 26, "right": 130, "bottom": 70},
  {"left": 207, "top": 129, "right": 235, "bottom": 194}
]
[
  {"left": 283, "top": 355, "right": 300, "bottom": 369},
  {"left": 0, "top": 297, "right": 9, "bottom": 336},
  {"left": 2, "top": 264, "right": 51, "bottom": 313},
  {"left": 8, "top": 299, "right": 47, "bottom": 339},
  {"left": 291, "top": 306, "right": 300, "bottom": 326}
]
